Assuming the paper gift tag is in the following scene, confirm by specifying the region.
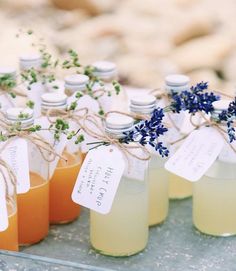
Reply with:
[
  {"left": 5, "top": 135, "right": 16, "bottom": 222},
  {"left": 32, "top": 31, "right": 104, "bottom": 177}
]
[
  {"left": 72, "top": 145, "right": 125, "bottom": 214},
  {"left": 34, "top": 117, "right": 68, "bottom": 179},
  {"left": 0, "top": 94, "right": 15, "bottom": 112},
  {"left": 0, "top": 177, "right": 8, "bottom": 232},
  {"left": 165, "top": 127, "right": 225, "bottom": 182},
  {"left": 219, "top": 140, "right": 236, "bottom": 163},
  {"left": 0, "top": 138, "right": 30, "bottom": 194}
]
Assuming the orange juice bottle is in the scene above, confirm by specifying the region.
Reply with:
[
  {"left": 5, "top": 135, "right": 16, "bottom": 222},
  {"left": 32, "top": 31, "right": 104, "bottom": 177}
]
[
  {"left": 0, "top": 184, "right": 18, "bottom": 251},
  {"left": 41, "top": 92, "right": 82, "bottom": 224},
  {"left": 5, "top": 107, "right": 49, "bottom": 245}
]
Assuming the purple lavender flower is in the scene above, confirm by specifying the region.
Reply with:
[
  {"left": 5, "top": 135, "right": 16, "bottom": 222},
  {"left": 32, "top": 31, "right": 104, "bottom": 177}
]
[{"left": 122, "top": 108, "right": 169, "bottom": 157}]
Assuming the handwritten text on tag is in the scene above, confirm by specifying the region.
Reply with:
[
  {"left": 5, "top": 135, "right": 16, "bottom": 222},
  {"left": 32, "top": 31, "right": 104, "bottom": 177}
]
[
  {"left": 165, "top": 127, "right": 224, "bottom": 182},
  {"left": 72, "top": 146, "right": 125, "bottom": 214},
  {"left": 1, "top": 139, "right": 30, "bottom": 194}
]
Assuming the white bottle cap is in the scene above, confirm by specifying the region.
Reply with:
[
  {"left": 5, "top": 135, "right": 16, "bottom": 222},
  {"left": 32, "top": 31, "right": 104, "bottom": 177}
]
[
  {"left": 165, "top": 74, "right": 190, "bottom": 93},
  {"left": 6, "top": 107, "right": 34, "bottom": 127},
  {"left": 41, "top": 93, "right": 67, "bottom": 110},
  {"left": 0, "top": 67, "right": 17, "bottom": 77},
  {"left": 105, "top": 113, "right": 134, "bottom": 138},
  {"left": 92, "top": 61, "right": 117, "bottom": 80},
  {"left": 64, "top": 74, "right": 89, "bottom": 93},
  {"left": 19, "top": 53, "right": 42, "bottom": 70},
  {"left": 130, "top": 94, "right": 156, "bottom": 114},
  {"left": 212, "top": 100, "right": 231, "bottom": 111}
]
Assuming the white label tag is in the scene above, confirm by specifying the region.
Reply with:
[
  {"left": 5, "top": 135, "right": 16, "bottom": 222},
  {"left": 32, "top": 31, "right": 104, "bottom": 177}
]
[
  {"left": 219, "top": 140, "right": 236, "bottom": 163},
  {"left": 72, "top": 145, "right": 125, "bottom": 214},
  {"left": 165, "top": 127, "right": 225, "bottom": 182},
  {"left": 1, "top": 139, "right": 30, "bottom": 194},
  {"left": 0, "top": 94, "right": 14, "bottom": 112},
  {"left": 0, "top": 177, "right": 8, "bottom": 232}
]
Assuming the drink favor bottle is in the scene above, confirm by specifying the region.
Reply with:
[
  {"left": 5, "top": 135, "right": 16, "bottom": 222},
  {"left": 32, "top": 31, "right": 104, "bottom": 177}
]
[
  {"left": 40, "top": 92, "right": 82, "bottom": 224},
  {"left": 193, "top": 100, "right": 236, "bottom": 236},
  {"left": 90, "top": 114, "right": 149, "bottom": 256},
  {"left": 165, "top": 74, "right": 193, "bottom": 199},
  {"left": 92, "top": 61, "right": 128, "bottom": 112},
  {"left": 5, "top": 107, "right": 49, "bottom": 245},
  {"left": 130, "top": 94, "right": 169, "bottom": 226},
  {"left": 65, "top": 74, "right": 89, "bottom": 97}
]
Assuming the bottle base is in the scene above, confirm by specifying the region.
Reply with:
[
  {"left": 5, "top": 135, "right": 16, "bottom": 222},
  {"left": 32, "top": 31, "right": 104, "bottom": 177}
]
[
  {"left": 19, "top": 235, "right": 47, "bottom": 247},
  {"left": 91, "top": 245, "right": 146, "bottom": 257},
  {"left": 50, "top": 216, "right": 79, "bottom": 225},
  {"left": 194, "top": 225, "right": 236, "bottom": 237},
  {"left": 169, "top": 195, "right": 192, "bottom": 200}
]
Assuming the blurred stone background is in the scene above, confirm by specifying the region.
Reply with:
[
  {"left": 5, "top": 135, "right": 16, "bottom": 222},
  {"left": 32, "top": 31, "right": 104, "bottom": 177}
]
[{"left": 0, "top": 0, "right": 236, "bottom": 94}]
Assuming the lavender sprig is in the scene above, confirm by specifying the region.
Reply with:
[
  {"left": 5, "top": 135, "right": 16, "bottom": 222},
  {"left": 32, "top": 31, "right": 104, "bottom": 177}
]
[
  {"left": 122, "top": 108, "right": 169, "bottom": 157},
  {"left": 170, "top": 82, "right": 220, "bottom": 114},
  {"left": 218, "top": 98, "right": 236, "bottom": 142}
]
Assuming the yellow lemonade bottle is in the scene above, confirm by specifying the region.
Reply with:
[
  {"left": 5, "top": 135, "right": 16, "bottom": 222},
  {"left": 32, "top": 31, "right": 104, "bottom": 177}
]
[
  {"left": 6, "top": 107, "right": 49, "bottom": 245},
  {"left": 130, "top": 94, "right": 169, "bottom": 226},
  {"left": 193, "top": 100, "right": 236, "bottom": 236},
  {"left": 165, "top": 74, "right": 192, "bottom": 199},
  {"left": 41, "top": 93, "right": 82, "bottom": 224},
  {"left": 90, "top": 114, "right": 149, "bottom": 256}
]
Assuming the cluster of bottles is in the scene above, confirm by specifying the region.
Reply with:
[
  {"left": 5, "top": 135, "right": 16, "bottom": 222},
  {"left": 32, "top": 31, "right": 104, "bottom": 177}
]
[{"left": 0, "top": 53, "right": 235, "bottom": 257}]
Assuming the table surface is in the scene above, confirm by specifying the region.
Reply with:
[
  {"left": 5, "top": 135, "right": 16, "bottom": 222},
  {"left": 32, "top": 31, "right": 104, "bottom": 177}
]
[{"left": 1, "top": 198, "right": 236, "bottom": 271}]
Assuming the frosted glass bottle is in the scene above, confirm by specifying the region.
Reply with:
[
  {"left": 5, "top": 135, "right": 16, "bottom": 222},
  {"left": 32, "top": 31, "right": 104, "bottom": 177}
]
[
  {"left": 19, "top": 53, "right": 45, "bottom": 118},
  {"left": 130, "top": 94, "right": 169, "bottom": 226},
  {"left": 165, "top": 74, "right": 192, "bottom": 199},
  {"left": 41, "top": 93, "right": 82, "bottom": 224},
  {"left": 92, "top": 61, "right": 128, "bottom": 112},
  {"left": 90, "top": 113, "right": 149, "bottom": 256},
  {"left": 193, "top": 100, "right": 236, "bottom": 236},
  {"left": 6, "top": 107, "right": 49, "bottom": 245}
]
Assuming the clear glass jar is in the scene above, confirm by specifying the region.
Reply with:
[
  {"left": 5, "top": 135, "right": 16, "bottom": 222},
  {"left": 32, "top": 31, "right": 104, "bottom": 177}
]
[
  {"left": 0, "top": 172, "right": 18, "bottom": 251},
  {"left": 19, "top": 53, "right": 45, "bottom": 118},
  {"left": 193, "top": 100, "right": 236, "bottom": 236},
  {"left": 92, "top": 61, "right": 128, "bottom": 112},
  {"left": 0, "top": 67, "right": 17, "bottom": 112},
  {"left": 6, "top": 107, "right": 49, "bottom": 245},
  {"left": 130, "top": 94, "right": 169, "bottom": 226},
  {"left": 165, "top": 74, "right": 193, "bottom": 199},
  {"left": 90, "top": 113, "right": 149, "bottom": 256},
  {"left": 41, "top": 93, "right": 82, "bottom": 224},
  {"left": 64, "top": 74, "right": 89, "bottom": 97}
]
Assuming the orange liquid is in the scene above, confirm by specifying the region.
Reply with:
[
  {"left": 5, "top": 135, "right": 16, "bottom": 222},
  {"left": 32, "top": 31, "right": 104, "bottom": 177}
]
[
  {"left": 17, "top": 172, "right": 49, "bottom": 245},
  {"left": 81, "top": 152, "right": 87, "bottom": 162},
  {"left": 0, "top": 203, "right": 18, "bottom": 251},
  {"left": 49, "top": 152, "right": 81, "bottom": 224}
]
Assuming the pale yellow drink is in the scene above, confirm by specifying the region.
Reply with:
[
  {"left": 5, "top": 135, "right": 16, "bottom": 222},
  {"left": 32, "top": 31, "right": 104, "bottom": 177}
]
[
  {"left": 193, "top": 160, "right": 236, "bottom": 236},
  {"left": 169, "top": 173, "right": 192, "bottom": 199},
  {"left": 148, "top": 155, "right": 169, "bottom": 226},
  {"left": 90, "top": 176, "right": 148, "bottom": 256}
]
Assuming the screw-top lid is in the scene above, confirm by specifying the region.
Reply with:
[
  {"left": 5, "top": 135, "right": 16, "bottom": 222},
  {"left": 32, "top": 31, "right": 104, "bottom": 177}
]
[
  {"left": 211, "top": 100, "right": 231, "bottom": 120},
  {"left": 165, "top": 74, "right": 190, "bottom": 93},
  {"left": 6, "top": 107, "right": 34, "bottom": 127},
  {"left": 105, "top": 113, "right": 134, "bottom": 138},
  {"left": 64, "top": 74, "right": 89, "bottom": 93},
  {"left": 92, "top": 61, "right": 117, "bottom": 80},
  {"left": 130, "top": 94, "right": 156, "bottom": 114},
  {"left": 19, "top": 53, "right": 42, "bottom": 70},
  {"left": 0, "top": 67, "right": 17, "bottom": 77},
  {"left": 41, "top": 93, "right": 67, "bottom": 110}
]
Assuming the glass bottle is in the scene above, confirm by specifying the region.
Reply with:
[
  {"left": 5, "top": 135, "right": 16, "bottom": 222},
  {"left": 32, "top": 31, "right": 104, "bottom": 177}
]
[
  {"left": 0, "top": 170, "right": 18, "bottom": 251},
  {"left": 64, "top": 74, "right": 89, "bottom": 97},
  {"left": 0, "top": 67, "right": 17, "bottom": 112},
  {"left": 90, "top": 113, "right": 149, "bottom": 256},
  {"left": 41, "top": 92, "right": 82, "bottom": 224},
  {"left": 92, "top": 60, "right": 128, "bottom": 112},
  {"left": 19, "top": 53, "right": 45, "bottom": 118},
  {"left": 165, "top": 74, "right": 192, "bottom": 199},
  {"left": 5, "top": 107, "right": 49, "bottom": 245},
  {"left": 193, "top": 100, "right": 236, "bottom": 236},
  {"left": 130, "top": 94, "right": 169, "bottom": 226}
]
